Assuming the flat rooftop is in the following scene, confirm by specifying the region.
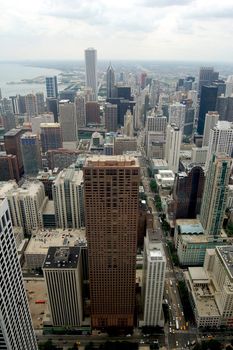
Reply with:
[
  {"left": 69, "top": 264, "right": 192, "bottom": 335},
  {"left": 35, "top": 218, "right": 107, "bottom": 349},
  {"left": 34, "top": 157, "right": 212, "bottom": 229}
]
[
  {"left": 176, "top": 219, "right": 204, "bottom": 235},
  {"left": 84, "top": 155, "right": 139, "bottom": 168},
  {"left": 188, "top": 267, "right": 209, "bottom": 282},
  {"left": 217, "top": 246, "right": 233, "bottom": 279},
  {"left": 43, "top": 200, "right": 55, "bottom": 215},
  {"left": 4, "top": 128, "right": 22, "bottom": 136},
  {"left": 0, "top": 181, "right": 18, "bottom": 199},
  {"left": 43, "top": 246, "right": 80, "bottom": 269},
  {"left": 26, "top": 229, "right": 86, "bottom": 254}
]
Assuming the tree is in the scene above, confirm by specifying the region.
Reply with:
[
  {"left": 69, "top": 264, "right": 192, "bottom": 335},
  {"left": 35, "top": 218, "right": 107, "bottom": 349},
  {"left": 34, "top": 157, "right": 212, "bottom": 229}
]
[
  {"left": 150, "top": 179, "right": 158, "bottom": 193},
  {"left": 85, "top": 342, "right": 94, "bottom": 350}
]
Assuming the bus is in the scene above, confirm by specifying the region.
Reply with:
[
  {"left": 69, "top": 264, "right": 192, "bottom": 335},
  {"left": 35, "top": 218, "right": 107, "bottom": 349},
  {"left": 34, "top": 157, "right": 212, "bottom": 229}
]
[{"left": 175, "top": 319, "right": 179, "bottom": 330}]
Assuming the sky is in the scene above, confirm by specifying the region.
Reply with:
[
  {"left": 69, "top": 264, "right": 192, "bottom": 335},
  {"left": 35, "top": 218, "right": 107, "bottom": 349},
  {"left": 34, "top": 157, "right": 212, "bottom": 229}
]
[{"left": 0, "top": 0, "right": 233, "bottom": 62}]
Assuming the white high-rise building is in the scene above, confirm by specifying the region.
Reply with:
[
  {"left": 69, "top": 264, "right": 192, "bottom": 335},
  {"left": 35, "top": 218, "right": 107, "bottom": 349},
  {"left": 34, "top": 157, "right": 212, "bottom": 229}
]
[
  {"left": 6, "top": 181, "right": 46, "bottom": 235},
  {"left": 165, "top": 124, "right": 182, "bottom": 173},
  {"left": 85, "top": 48, "right": 97, "bottom": 101},
  {"left": 202, "top": 111, "right": 219, "bottom": 147},
  {"left": 205, "top": 121, "right": 233, "bottom": 169},
  {"left": 146, "top": 115, "right": 167, "bottom": 133},
  {"left": 124, "top": 110, "right": 134, "bottom": 137},
  {"left": 43, "top": 246, "right": 83, "bottom": 326},
  {"left": 0, "top": 198, "right": 38, "bottom": 349},
  {"left": 168, "top": 102, "right": 186, "bottom": 131},
  {"left": 225, "top": 75, "right": 233, "bottom": 97},
  {"left": 53, "top": 168, "right": 84, "bottom": 229},
  {"left": 201, "top": 153, "right": 232, "bottom": 236},
  {"left": 141, "top": 231, "right": 166, "bottom": 327}
]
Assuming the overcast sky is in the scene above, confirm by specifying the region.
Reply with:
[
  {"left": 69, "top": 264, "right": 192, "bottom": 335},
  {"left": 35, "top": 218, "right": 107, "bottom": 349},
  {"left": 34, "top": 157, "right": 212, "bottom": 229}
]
[{"left": 1, "top": 0, "right": 233, "bottom": 62}]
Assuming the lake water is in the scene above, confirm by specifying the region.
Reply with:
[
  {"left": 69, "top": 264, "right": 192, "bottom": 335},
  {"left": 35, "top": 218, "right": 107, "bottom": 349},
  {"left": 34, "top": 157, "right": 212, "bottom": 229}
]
[{"left": 0, "top": 62, "right": 62, "bottom": 97}]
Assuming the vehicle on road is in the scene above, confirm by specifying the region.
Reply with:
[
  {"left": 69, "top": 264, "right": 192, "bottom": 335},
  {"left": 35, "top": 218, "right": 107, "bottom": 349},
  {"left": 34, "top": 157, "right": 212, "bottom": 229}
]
[
  {"left": 170, "top": 280, "right": 173, "bottom": 286},
  {"left": 175, "top": 318, "right": 179, "bottom": 330}
]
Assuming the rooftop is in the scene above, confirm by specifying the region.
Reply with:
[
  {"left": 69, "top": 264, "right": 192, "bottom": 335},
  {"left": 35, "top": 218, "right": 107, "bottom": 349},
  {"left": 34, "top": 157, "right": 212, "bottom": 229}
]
[
  {"left": 4, "top": 128, "right": 23, "bottom": 137},
  {"left": 217, "top": 246, "right": 233, "bottom": 279},
  {"left": 43, "top": 246, "right": 80, "bottom": 269},
  {"left": 0, "top": 181, "right": 18, "bottom": 199},
  {"left": 26, "top": 228, "right": 86, "bottom": 254},
  {"left": 40, "top": 123, "right": 60, "bottom": 128},
  {"left": 84, "top": 155, "right": 139, "bottom": 168},
  {"left": 189, "top": 267, "right": 209, "bottom": 282}
]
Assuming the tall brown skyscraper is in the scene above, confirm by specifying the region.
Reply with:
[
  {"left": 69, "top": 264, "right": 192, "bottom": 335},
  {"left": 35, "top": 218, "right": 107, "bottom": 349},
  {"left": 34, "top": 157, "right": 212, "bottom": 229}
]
[
  {"left": 4, "top": 128, "right": 25, "bottom": 176},
  {"left": 84, "top": 155, "right": 140, "bottom": 328}
]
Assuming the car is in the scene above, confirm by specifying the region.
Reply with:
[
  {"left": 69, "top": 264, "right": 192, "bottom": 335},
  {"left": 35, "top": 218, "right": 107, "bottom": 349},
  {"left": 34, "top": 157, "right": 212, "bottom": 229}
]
[
  {"left": 126, "top": 334, "right": 131, "bottom": 337},
  {"left": 176, "top": 341, "right": 179, "bottom": 347},
  {"left": 169, "top": 328, "right": 172, "bottom": 333},
  {"left": 140, "top": 340, "right": 145, "bottom": 344}
]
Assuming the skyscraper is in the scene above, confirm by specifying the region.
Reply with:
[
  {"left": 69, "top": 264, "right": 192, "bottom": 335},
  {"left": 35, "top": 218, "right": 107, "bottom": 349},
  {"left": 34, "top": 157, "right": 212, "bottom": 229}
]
[
  {"left": 202, "top": 111, "right": 219, "bottom": 147},
  {"left": 25, "top": 93, "right": 37, "bottom": 118},
  {"left": 106, "top": 63, "right": 115, "bottom": 99},
  {"left": 0, "top": 153, "right": 20, "bottom": 181},
  {"left": 0, "top": 198, "right": 38, "bottom": 349},
  {"left": 104, "top": 103, "right": 118, "bottom": 132},
  {"left": 21, "top": 132, "right": 42, "bottom": 176},
  {"left": 200, "top": 153, "right": 232, "bottom": 236},
  {"left": 59, "top": 100, "right": 77, "bottom": 142},
  {"left": 86, "top": 101, "right": 100, "bottom": 125},
  {"left": 198, "top": 67, "right": 219, "bottom": 94},
  {"left": 43, "top": 246, "right": 83, "bottom": 326},
  {"left": 75, "top": 93, "right": 86, "bottom": 128},
  {"left": 53, "top": 168, "right": 85, "bottom": 229},
  {"left": 168, "top": 102, "right": 186, "bottom": 131},
  {"left": 173, "top": 165, "right": 205, "bottom": 219},
  {"left": 46, "top": 76, "right": 58, "bottom": 98},
  {"left": 35, "top": 92, "right": 45, "bottom": 114},
  {"left": 205, "top": 121, "right": 233, "bottom": 169},
  {"left": 84, "top": 155, "right": 139, "bottom": 328},
  {"left": 197, "top": 85, "right": 218, "bottom": 135},
  {"left": 165, "top": 124, "right": 182, "bottom": 173},
  {"left": 4, "top": 128, "right": 25, "bottom": 176},
  {"left": 40, "top": 123, "right": 63, "bottom": 153},
  {"left": 85, "top": 48, "right": 97, "bottom": 101},
  {"left": 141, "top": 233, "right": 166, "bottom": 326}
]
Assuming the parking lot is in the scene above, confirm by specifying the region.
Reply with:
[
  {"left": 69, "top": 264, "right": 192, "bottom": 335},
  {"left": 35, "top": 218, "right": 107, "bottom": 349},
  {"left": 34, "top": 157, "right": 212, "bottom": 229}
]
[{"left": 24, "top": 279, "right": 48, "bottom": 329}]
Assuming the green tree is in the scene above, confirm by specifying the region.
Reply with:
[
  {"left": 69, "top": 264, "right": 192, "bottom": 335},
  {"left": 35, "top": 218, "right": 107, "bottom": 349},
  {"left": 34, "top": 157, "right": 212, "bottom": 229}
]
[{"left": 150, "top": 179, "right": 158, "bottom": 193}]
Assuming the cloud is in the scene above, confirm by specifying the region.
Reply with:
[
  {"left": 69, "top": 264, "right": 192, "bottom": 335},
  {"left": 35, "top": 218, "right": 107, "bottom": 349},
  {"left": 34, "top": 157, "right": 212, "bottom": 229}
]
[
  {"left": 185, "top": 5, "right": 233, "bottom": 19},
  {"left": 141, "top": 0, "right": 194, "bottom": 8}
]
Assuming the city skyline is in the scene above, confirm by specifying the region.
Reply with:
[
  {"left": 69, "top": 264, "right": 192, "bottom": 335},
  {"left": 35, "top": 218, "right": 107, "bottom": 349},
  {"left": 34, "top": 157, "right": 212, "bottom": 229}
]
[{"left": 1, "top": 0, "right": 233, "bottom": 62}]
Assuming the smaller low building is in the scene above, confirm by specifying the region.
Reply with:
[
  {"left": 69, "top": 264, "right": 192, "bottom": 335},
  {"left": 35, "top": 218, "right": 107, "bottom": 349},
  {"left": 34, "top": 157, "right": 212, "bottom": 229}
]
[
  {"left": 184, "top": 267, "right": 221, "bottom": 328},
  {"left": 24, "top": 228, "right": 86, "bottom": 270},
  {"left": 175, "top": 219, "right": 228, "bottom": 266},
  {"left": 155, "top": 170, "right": 175, "bottom": 189},
  {"left": 150, "top": 159, "right": 168, "bottom": 175}
]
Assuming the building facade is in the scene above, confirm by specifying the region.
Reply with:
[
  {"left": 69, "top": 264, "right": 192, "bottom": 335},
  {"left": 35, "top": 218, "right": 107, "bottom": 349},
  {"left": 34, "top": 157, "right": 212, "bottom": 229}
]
[
  {"left": 200, "top": 153, "right": 232, "bottom": 236},
  {"left": 43, "top": 246, "right": 83, "bottom": 326},
  {"left": 53, "top": 168, "right": 85, "bottom": 229},
  {"left": 40, "top": 123, "right": 63, "bottom": 153},
  {"left": 85, "top": 48, "right": 97, "bottom": 101},
  {"left": 21, "top": 133, "right": 41, "bottom": 176},
  {"left": 141, "top": 234, "right": 166, "bottom": 326},
  {"left": 0, "top": 198, "right": 38, "bottom": 349},
  {"left": 84, "top": 155, "right": 139, "bottom": 328}
]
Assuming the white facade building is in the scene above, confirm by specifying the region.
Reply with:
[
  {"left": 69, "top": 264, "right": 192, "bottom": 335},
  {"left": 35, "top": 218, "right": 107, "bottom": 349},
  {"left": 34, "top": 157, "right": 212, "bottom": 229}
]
[
  {"left": 168, "top": 103, "right": 186, "bottom": 131},
  {"left": 0, "top": 198, "right": 38, "bottom": 349},
  {"left": 53, "top": 168, "right": 84, "bottom": 229},
  {"left": 191, "top": 146, "right": 208, "bottom": 165},
  {"left": 5, "top": 181, "right": 46, "bottom": 235},
  {"left": 202, "top": 111, "right": 219, "bottom": 147},
  {"left": 141, "top": 233, "right": 166, "bottom": 326},
  {"left": 205, "top": 121, "right": 233, "bottom": 170},
  {"left": 225, "top": 75, "right": 233, "bottom": 97},
  {"left": 85, "top": 48, "right": 97, "bottom": 101},
  {"left": 185, "top": 246, "right": 233, "bottom": 328},
  {"left": 43, "top": 246, "right": 83, "bottom": 326},
  {"left": 165, "top": 124, "right": 182, "bottom": 173}
]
